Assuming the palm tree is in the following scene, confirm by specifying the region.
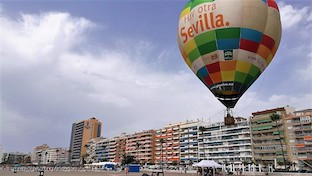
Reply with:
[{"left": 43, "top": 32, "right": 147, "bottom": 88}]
[
  {"left": 270, "top": 113, "right": 287, "bottom": 170},
  {"left": 136, "top": 142, "right": 141, "bottom": 164},
  {"left": 199, "top": 126, "right": 206, "bottom": 160}
]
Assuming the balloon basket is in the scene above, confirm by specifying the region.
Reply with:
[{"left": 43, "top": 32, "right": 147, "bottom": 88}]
[{"left": 224, "top": 108, "right": 235, "bottom": 126}]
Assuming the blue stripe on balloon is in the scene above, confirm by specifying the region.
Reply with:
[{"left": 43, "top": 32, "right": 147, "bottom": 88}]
[
  {"left": 262, "top": 0, "right": 267, "bottom": 3},
  {"left": 241, "top": 28, "right": 263, "bottom": 43},
  {"left": 197, "top": 66, "right": 209, "bottom": 78},
  {"left": 217, "top": 39, "right": 240, "bottom": 50}
]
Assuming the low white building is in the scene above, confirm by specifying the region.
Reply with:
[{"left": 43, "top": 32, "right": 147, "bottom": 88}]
[
  {"left": 0, "top": 145, "right": 4, "bottom": 163},
  {"left": 31, "top": 144, "right": 69, "bottom": 165}
]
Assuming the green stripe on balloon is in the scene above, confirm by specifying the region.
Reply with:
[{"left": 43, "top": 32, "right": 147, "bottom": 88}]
[
  {"left": 216, "top": 28, "right": 241, "bottom": 39},
  {"left": 194, "top": 31, "right": 216, "bottom": 46},
  {"left": 234, "top": 71, "right": 247, "bottom": 83},
  {"left": 248, "top": 65, "right": 261, "bottom": 77},
  {"left": 197, "top": 41, "right": 217, "bottom": 55},
  {"left": 190, "top": 0, "right": 215, "bottom": 10},
  {"left": 188, "top": 48, "right": 201, "bottom": 62},
  {"left": 183, "top": 1, "right": 192, "bottom": 10}
]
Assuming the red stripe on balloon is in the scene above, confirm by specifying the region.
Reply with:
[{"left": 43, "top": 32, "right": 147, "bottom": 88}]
[
  {"left": 268, "top": 0, "right": 279, "bottom": 11},
  {"left": 240, "top": 39, "right": 260, "bottom": 53},
  {"left": 261, "top": 35, "right": 275, "bottom": 51},
  {"left": 204, "top": 76, "right": 214, "bottom": 86},
  {"left": 206, "top": 62, "right": 220, "bottom": 73}
]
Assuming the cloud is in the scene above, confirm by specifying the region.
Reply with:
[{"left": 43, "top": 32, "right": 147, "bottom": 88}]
[
  {"left": 0, "top": 12, "right": 94, "bottom": 69},
  {"left": 279, "top": 3, "right": 311, "bottom": 30},
  {"left": 234, "top": 92, "right": 312, "bottom": 118},
  {"left": 1, "top": 3, "right": 311, "bottom": 153},
  {"left": 0, "top": 11, "right": 224, "bottom": 152},
  {"left": 296, "top": 56, "right": 312, "bottom": 82}
]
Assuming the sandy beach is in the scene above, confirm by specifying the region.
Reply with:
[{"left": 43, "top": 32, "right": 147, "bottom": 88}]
[{"left": 0, "top": 170, "right": 202, "bottom": 176}]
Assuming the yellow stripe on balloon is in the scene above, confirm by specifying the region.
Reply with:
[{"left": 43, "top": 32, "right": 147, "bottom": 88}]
[
  {"left": 185, "top": 57, "right": 192, "bottom": 68},
  {"left": 222, "top": 71, "right": 235, "bottom": 82},
  {"left": 266, "top": 54, "right": 273, "bottom": 65},
  {"left": 236, "top": 61, "right": 251, "bottom": 74},
  {"left": 183, "top": 39, "right": 197, "bottom": 55},
  {"left": 179, "top": 7, "right": 190, "bottom": 19}
]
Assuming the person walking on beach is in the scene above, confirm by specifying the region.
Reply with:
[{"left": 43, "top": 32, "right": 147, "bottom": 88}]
[{"left": 125, "top": 166, "right": 129, "bottom": 175}]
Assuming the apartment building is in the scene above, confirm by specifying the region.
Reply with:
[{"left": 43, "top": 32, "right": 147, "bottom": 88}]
[
  {"left": 85, "top": 134, "right": 127, "bottom": 163},
  {"left": 0, "top": 145, "right": 4, "bottom": 164},
  {"left": 95, "top": 138, "right": 110, "bottom": 162},
  {"left": 155, "top": 123, "right": 181, "bottom": 164},
  {"left": 4, "top": 152, "right": 30, "bottom": 164},
  {"left": 180, "top": 121, "right": 200, "bottom": 165},
  {"left": 69, "top": 117, "right": 102, "bottom": 163},
  {"left": 46, "top": 148, "right": 69, "bottom": 164},
  {"left": 114, "top": 134, "right": 127, "bottom": 163},
  {"left": 85, "top": 137, "right": 104, "bottom": 163},
  {"left": 285, "top": 109, "right": 312, "bottom": 169},
  {"left": 251, "top": 106, "right": 295, "bottom": 165},
  {"left": 198, "top": 117, "right": 253, "bottom": 164},
  {"left": 31, "top": 144, "right": 69, "bottom": 165},
  {"left": 31, "top": 144, "right": 50, "bottom": 164},
  {"left": 125, "top": 130, "right": 156, "bottom": 164}
]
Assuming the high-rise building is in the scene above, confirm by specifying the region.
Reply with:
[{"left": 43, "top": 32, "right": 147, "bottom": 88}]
[
  {"left": 155, "top": 123, "right": 181, "bottom": 164},
  {"left": 85, "top": 137, "right": 104, "bottom": 163},
  {"left": 69, "top": 117, "right": 102, "bottom": 163},
  {"left": 125, "top": 130, "right": 156, "bottom": 164},
  {"left": 285, "top": 109, "right": 312, "bottom": 170},
  {"left": 180, "top": 120, "right": 200, "bottom": 165},
  {"left": 250, "top": 106, "right": 295, "bottom": 165},
  {"left": 95, "top": 138, "right": 110, "bottom": 162},
  {"left": 198, "top": 117, "right": 253, "bottom": 165}
]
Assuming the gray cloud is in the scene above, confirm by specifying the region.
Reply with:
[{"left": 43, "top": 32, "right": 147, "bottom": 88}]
[{"left": 1, "top": 5, "right": 311, "bottom": 153}]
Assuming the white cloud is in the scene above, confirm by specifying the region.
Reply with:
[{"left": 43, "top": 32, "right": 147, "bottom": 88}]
[
  {"left": 1, "top": 8, "right": 311, "bottom": 152},
  {"left": 0, "top": 12, "right": 94, "bottom": 68},
  {"left": 279, "top": 4, "right": 311, "bottom": 29},
  {"left": 234, "top": 92, "right": 312, "bottom": 118}
]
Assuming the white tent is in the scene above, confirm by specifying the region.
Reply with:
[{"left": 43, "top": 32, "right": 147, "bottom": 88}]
[
  {"left": 192, "top": 160, "right": 223, "bottom": 176},
  {"left": 193, "top": 160, "right": 222, "bottom": 168},
  {"left": 91, "top": 162, "right": 117, "bottom": 166}
]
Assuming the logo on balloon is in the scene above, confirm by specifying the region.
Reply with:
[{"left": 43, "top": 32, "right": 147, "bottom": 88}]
[{"left": 180, "top": 2, "right": 230, "bottom": 44}]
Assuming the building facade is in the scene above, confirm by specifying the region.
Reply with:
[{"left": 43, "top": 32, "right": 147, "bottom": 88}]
[
  {"left": 69, "top": 117, "right": 102, "bottom": 163},
  {"left": 4, "top": 152, "right": 29, "bottom": 164},
  {"left": 125, "top": 130, "right": 156, "bottom": 164},
  {"left": 31, "top": 144, "right": 50, "bottom": 165},
  {"left": 155, "top": 123, "right": 181, "bottom": 165},
  {"left": 0, "top": 145, "right": 4, "bottom": 164},
  {"left": 285, "top": 109, "right": 312, "bottom": 170},
  {"left": 251, "top": 107, "right": 295, "bottom": 165},
  {"left": 31, "top": 144, "right": 69, "bottom": 165},
  {"left": 199, "top": 117, "right": 253, "bottom": 165},
  {"left": 180, "top": 121, "right": 200, "bottom": 165}
]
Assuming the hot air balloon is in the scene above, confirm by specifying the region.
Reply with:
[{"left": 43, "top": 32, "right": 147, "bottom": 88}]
[{"left": 177, "top": 0, "right": 282, "bottom": 125}]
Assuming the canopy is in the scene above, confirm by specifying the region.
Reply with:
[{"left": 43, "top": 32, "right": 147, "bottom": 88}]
[
  {"left": 192, "top": 160, "right": 222, "bottom": 168},
  {"left": 90, "top": 162, "right": 117, "bottom": 166}
]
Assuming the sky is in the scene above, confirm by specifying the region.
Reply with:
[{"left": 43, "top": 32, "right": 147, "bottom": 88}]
[{"left": 0, "top": 0, "right": 311, "bottom": 153}]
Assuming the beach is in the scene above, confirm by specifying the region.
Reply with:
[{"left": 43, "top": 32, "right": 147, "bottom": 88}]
[{"left": 0, "top": 170, "right": 202, "bottom": 176}]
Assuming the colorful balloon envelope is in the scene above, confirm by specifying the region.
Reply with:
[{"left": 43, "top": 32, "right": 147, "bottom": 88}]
[{"left": 177, "top": 0, "right": 282, "bottom": 108}]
